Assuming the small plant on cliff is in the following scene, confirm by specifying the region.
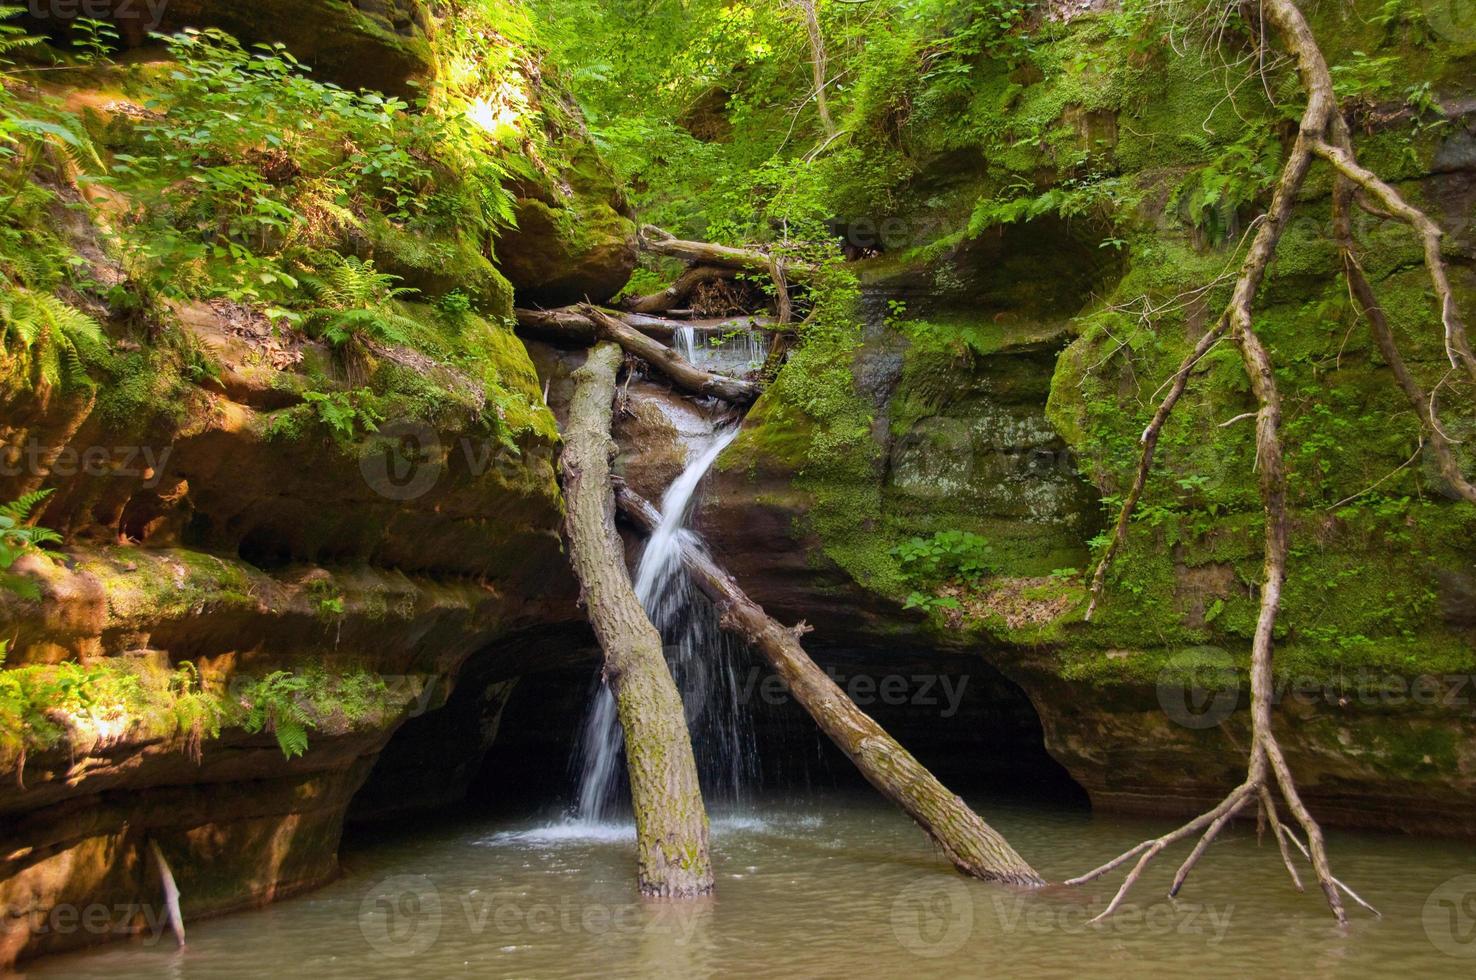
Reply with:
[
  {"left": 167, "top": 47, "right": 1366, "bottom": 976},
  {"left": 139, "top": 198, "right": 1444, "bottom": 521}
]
[
  {"left": 301, "top": 255, "right": 422, "bottom": 380},
  {"left": 0, "top": 490, "right": 59, "bottom": 601},
  {"left": 238, "top": 670, "right": 315, "bottom": 759},
  {"left": 894, "top": 530, "right": 1000, "bottom": 612},
  {"left": 895, "top": 530, "right": 999, "bottom": 585},
  {"left": 0, "top": 284, "right": 103, "bottom": 395}
]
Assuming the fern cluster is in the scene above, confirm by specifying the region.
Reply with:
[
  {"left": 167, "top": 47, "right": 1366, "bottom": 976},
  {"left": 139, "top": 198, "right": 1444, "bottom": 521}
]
[
  {"left": 237, "top": 667, "right": 394, "bottom": 759},
  {"left": 299, "top": 255, "right": 424, "bottom": 379},
  {"left": 0, "top": 489, "right": 58, "bottom": 601},
  {"left": 0, "top": 283, "right": 103, "bottom": 393}
]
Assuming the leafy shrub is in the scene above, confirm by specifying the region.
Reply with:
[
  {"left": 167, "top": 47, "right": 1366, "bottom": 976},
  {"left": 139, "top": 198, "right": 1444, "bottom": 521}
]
[{"left": 894, "top": 530, "right": 1000, "bottom": 587}]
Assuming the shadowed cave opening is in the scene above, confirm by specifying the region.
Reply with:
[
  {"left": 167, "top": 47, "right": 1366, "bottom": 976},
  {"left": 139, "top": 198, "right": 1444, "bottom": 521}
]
[{"left": 348, "top": 625, "right": 1088, "bottom": 831}]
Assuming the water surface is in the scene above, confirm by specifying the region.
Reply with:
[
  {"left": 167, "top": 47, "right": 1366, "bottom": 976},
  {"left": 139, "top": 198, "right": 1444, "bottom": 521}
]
[{"left": 24, "top": 793, "right": 1476, "bottom": 978}]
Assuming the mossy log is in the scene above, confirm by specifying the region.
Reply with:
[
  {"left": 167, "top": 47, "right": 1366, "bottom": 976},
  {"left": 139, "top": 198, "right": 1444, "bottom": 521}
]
[
  {"left": 516, "top": 307, "right": 777, "bottom": 345},
  {"left": 563, "top": 344, "right": 715, "bottom": 898},
  {"left": 616, "top": 484, "right": 1044, "bottom": 886}
]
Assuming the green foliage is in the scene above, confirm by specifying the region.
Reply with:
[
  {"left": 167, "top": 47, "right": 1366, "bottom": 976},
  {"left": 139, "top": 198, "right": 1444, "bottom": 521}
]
[
  {"left": 267, "top": 388, "right": 385, "bottom": 446},
  {"left": 239, "top": 670, "right": 314, "bottom": 758},
  {"left": 0, "top": 284, "right": 104, "bottom": 392},
  {"left": 238, "top": 666, "right": 394, "bottom": 759},
  {"left": 1167, "top": 130, "right": 1282, "bottom": 241},
  {"left": 0, "top": 659, "right": 145, "bottom": 761},
  {"left": 895, "top": 530, "right": 999, "bottom": 585},
  {"left": 0, "top": 8, "right": 109, "bottom": 400},
  {"left": 105, "top": 28, "right": 517, "bottom": 308},
  {"left": 0, "top": 490, "right": 59, "bottom": 601},
  {"left": 299, "top": 255, "right": 422, "bottom": 377}
]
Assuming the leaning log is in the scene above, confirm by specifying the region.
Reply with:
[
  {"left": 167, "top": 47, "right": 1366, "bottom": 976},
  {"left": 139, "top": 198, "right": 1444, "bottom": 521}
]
[
  {"left": 515, "top": 307, "right": 603, "bottom": 345},
  {"left": 621, "top": 312, "right": 781, "bottom": 339},
  {"left": 147, "top": 840, "right": 186, "bottom": 948},
  {"left": 639, "top": 225, "right": 816, "bottom": 279},
  {"left": 616, "top": 485, "right": 1044, "bottom": 886},
  {"left": 564, "top": 344, "right": 715, "bottom": 898},
  {"left": 518, "top": 307, "right": 780, "bottom": 348}
]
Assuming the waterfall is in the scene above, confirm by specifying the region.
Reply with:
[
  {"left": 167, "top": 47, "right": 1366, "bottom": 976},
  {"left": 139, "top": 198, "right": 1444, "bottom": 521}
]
[
  {"left": 674, "top": 324, "right": 769, "bottom": 377},
  {"left": 573, "top": 425, "right": 758, "bottom": 823}
]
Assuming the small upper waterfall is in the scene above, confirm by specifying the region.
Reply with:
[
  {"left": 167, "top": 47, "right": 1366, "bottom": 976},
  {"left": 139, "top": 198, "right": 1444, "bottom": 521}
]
[
  {"left": 673, "top": 324, "right": 769, "bottom": 377},
  {"left": 573, "top": 423, "right": 758, "bottom": 823}
]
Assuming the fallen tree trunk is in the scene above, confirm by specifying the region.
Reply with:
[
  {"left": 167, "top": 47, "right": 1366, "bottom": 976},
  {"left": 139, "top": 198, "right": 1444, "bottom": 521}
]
[
  {"left": 615, "top": 484, "right": 1044, "bottom": 886},
  {"left": 623, "top": 265, "right": 736, "bottom": 315},
  {"left": 515, "top": 307, "right": 604, "bottom": 345},
  {"left": 515, "top": 306, "right": 763, "bottom": 405},
  {"left": 639, "top": 225, "right": 816, "bottom": 280},
  {"left": 518, "top": 307, "right": 778, "bottom": 346},
  {"left": 563, "top": 344, "right": 715, "bottom": 898},
  {"left": 579, "top": 305, "right": 763, "bottom": 405}
]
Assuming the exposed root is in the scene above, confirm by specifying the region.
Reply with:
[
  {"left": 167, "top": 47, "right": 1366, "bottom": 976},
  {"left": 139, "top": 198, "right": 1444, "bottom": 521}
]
[
  {"left": 1310, "top": 138, "right": 1476, "bottom": 385},
  {"left": 1274, "top": 822, "right": 1381, "bottom": 917},
  {"left": 1258, "top": 785, "right": 1305, "bottom": 893},
  {"left": 1072, "top": 0, "right": 1435, "bottom": 924},
  {"left": 1326, "top": 124, "right": 1476, "bottom": 505},
  {"left": 1084, "top": 318, "right": 1227, "bottom": 620}
]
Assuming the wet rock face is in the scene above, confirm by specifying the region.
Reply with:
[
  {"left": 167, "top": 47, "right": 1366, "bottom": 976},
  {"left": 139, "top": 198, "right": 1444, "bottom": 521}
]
[
  {"left": 702, "top": 314, "right": 1101, "bottom": 643},
  {"left": 1, "top": 737, "right": 376, "bottom": 965},
  {"left": 1015, "top": 653, "right": 1476, "bottom": 839},
  {"left": 0, "top": 546, "right": 579, "bottom": 965}
]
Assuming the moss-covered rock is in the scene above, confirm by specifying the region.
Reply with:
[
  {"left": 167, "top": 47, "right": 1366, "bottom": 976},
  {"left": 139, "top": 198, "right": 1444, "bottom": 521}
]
[
  {"left": 704, "top": 0, "right": 1476, "bottom": 836},
  {"left": 140, "top": 0, "right": 433, "bottom": 97}
]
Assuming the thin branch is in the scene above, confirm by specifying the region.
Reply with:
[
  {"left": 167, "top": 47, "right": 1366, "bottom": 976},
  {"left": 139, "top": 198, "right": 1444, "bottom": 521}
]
[{"left": 1312, "top": 139, "right": 1476, "bottom": 384}]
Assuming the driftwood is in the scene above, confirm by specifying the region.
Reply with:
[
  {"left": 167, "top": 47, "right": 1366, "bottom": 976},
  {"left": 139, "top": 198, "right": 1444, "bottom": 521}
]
[
  {"left": 562, "top": 344, "right": 715, "bottom": 898},
  {"left": 147, "top": 840, "right": 186, "bottom": 948},
  {"left": 616, "top": 484, "right": 1044, "bottom": 886}
]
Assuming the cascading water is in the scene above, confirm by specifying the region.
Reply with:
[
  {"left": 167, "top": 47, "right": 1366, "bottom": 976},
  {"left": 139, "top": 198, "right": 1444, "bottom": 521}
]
[
  {"left": 573, "top": 424, "right": 759, "bottom": 823},
  {"left": 673, "top": 324, "right": 769, "bottom": 377}
]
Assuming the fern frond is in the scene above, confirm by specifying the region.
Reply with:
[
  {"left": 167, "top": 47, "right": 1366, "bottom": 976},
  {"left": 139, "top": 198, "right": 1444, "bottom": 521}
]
[
  {"left": 2, "top": 488, "right": 55, "bottom": 522},
  {"left": 0, "top": 286, "right": 101, "bottom": 391}
]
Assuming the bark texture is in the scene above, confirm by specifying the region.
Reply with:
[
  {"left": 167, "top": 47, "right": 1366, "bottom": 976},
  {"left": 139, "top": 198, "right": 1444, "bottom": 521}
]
[
  {"left": 616, "top": 485, "right": 1044, "bottom": 886},
  {"left": 638, "top": 225, "right": 816, "bottom": 279},
  {"left": 562, "top": 343, "right": 715, "bottom": 898}
]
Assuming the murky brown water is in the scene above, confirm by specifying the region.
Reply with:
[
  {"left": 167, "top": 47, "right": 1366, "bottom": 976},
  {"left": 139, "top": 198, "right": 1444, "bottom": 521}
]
[{"left": 20, "top": 793, "right": 1476, "bottom": 978}]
